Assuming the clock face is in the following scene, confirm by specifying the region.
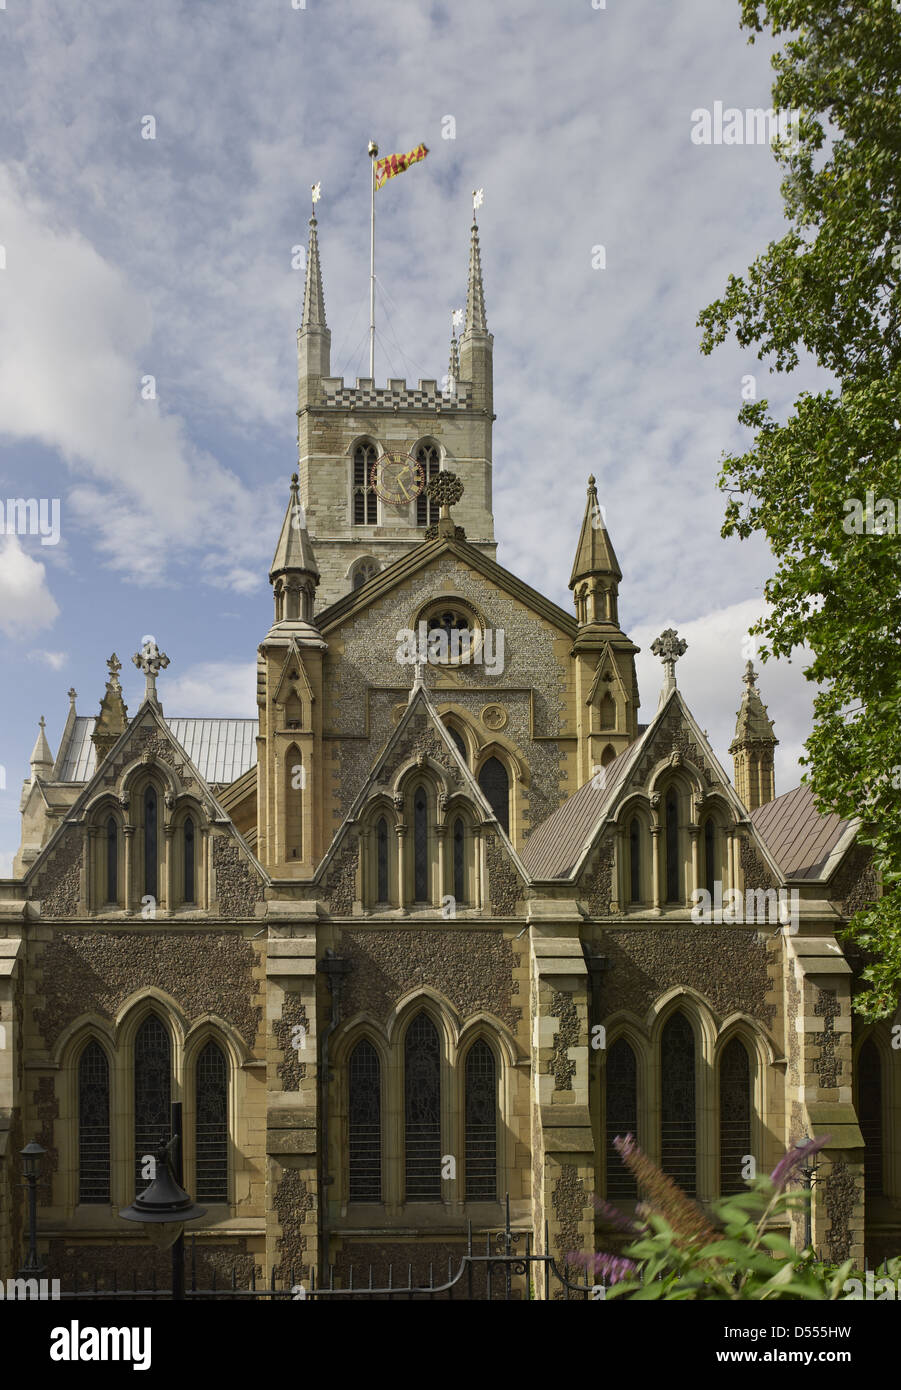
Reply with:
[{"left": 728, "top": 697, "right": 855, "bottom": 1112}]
[{"left": 370, "top": 451, "right": 425, "bottom": 505}]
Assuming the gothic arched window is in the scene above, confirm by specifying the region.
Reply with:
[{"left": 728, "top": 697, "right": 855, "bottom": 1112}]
[
  {"left": 349, "top": 1040, "right": 381, "bottom": 1202},
  {"left": 106, "top": 816, "right": 118, "bottom": 905},
  {"left": 719, "top": 1037, "right": 751, "bottom": 1195},
  {"left": 285, "top": 745, "right": 302, "bottom": 861},
  {"left": 661, "top": 1012, "right": 696, "bottom": 1195},
  {"left": 376, "top": 816, "right": 389, "bottom": 903},
  {"left": 143, "top": 786, "right": 158, "bottom": 902},
  {"left": 413, "top": 787, "right": 429, "bottom": 902},
  {"left": 183, "top": 817, "right": 195, "bottom": 903},
  {"left": 605, "top": 1037, "right": 638, "bottom": 1199},
  {"left": 405, "top": 1014, "right": 441, "bottom": 1201},
  {"left": 353, "top": 442, "right": 378, "bottom": 525},
  {"left": 858, "top": 1038, "right": 883, "bottom": 1197},
  {"left": 195, "top": 1041, "right": 228, "bottom": 1202},
  {"left": 629, "top": 819, "right": 641, "bottom": 904},
  {"left": 704, "top": 818, "right": 716, "bottom": 900},
  {"left": 446, "top": 726, "right": 467, "bottom": 764},
  {"left": 664, "top": 789, "right": 680, "bottom": 903},
  {"left": 78, "top": 1041, "right": 110, "bottom": 1204},
  {"left": 351, "top": 556, "right": 379, "bottom": 590},
  {"left": 415, "top": 443, "right": 440, "bottom": 526},
  {"left": 465, "top": 1041, "right": 496, "bottom": 1200},
  {"left": 478, "top": 757, "right": 510, "bottom": 835},
  {"left": 453, "top": 817, "right": 465, "bottom": 904},
  {"left": 134, "top": 1016, "right": 171, "bottom": 1194}
]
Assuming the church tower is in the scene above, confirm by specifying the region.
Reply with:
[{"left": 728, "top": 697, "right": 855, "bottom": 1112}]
[
  {"left": 729, "top": 660, "right": 778, "bottom": 810},
  {"left": 256, "top": 476, "right": 327, "bottom": 876},
  {"left": 570, "top": 476, "right": 640, "bottom": 782},
  {"left": 296, "top": 209, "right": 497, "bottom": 609}
]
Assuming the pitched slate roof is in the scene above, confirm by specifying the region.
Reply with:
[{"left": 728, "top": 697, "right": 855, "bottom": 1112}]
[
  {"left": 520, "top": 744, "right": 635, "bottom": 879},
  {"left": 53, "top": 717, "right": 258, "bottom": 787},
  {"left": 751, "top": 782, "right": 853, "bottom": 880}
]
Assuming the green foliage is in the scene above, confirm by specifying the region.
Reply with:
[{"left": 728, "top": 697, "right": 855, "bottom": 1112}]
[{"left": 698, "top": 0, "right": 901, "bottom": 1018}]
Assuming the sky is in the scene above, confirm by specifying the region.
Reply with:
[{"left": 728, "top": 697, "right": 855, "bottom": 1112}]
[{"left": 0, "top": 0, "right": 833, "bottom": 874}]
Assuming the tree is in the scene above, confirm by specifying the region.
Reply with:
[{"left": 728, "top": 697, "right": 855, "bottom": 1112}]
[{"left": 698, "top": 0, "right": 901, "bottom": 1019}]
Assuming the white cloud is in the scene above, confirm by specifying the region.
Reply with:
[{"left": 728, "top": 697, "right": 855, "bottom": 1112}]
[
  {"left": 27, "top": 649, "right": 68, "bottom": 670},
  {"left": 159, "top": 661, "right": 257, "bottom": 718},
  {"left": 0, "top": 535, "right": 60, "bottom": 636}
]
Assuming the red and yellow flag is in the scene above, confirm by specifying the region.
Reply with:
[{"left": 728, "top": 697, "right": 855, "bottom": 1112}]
[{"left": 375, "top": 143, "right": 429, "bottom": 191}]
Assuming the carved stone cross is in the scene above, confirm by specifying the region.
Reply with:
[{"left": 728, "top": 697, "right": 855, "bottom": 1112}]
[
  {"left": 107, "top": 652, "right": 122, "bottom": 688},
  {"left": 651, "top": 628, "right": 687, "bottom": 699},
  {"left": 132, "top": 636, "right": 170, "bottom": 705}
]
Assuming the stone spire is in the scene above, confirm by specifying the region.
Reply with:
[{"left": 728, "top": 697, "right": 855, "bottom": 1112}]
[
  {"left": 463, "top": 217, "right": 487, "bottom": 334},
  {"left": 270, "top": 474, "right": 320, "bottom": 626},
  {"left": 297, "top": 212, "right": 331, "bottom": 398},
  {"left": 569, "top": 476, "right": 623, "bottom": 626},
  {"left": 459, "top": 215, "right": 492, "bottom": 412},
  {"left": 91, "top": 653, "right": 130, "bottom": 766},
  {"left": 29, "top": 716, "right": 54, "bottom": 780},
  {"left": 651, "top": 628, "right": 687, "bottom": 708},
  {"left": 729, "top": 660, "right": 778, "bottom": 810}
]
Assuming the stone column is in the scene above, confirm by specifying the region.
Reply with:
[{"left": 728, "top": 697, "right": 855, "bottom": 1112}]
[
  {"left": 724, "top": 829, "right": 735, "bottom": 894},
  {"left": 650, "top": 827, "right": 661, "bottom": 913},
  {"left": 123, "top": 826, "right": 135, "bottom": 916},
  {"left": 163, "top": 824, "right": 174, "bottom": 915},
  {"left": 610, "top": 829, "right": 621, "bottom": 914},
  {"left": 396, "top": 825, "right": 407, "bottom": 910},
  {"left": 435, "top": 824, "right": 447, "bottom": 906},
  {"left": 688, "top": 825, "right": 700, "bottom": 905}
]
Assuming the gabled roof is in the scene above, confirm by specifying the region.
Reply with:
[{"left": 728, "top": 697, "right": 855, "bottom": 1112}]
[
  {"left": 751, "top": 783, "right": 856, "bottom": 881},
  {"left": 316, "top": 532, "right": 577, "bottom": 639},
  {"left": 521, "top": 687, "right": 779, "bottom": 883},
  {"left": 52, "top": 716, "right": 258, "bottom": 786}
]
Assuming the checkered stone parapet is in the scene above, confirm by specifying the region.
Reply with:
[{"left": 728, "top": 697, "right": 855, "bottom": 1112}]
[{"left": 319, "top": 378, "right": 474, "bottom": 410}]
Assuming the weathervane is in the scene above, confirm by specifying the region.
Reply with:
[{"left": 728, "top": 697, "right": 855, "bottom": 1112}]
[{"left": 311, "top": 181, "right": 321, "bottom": 214}]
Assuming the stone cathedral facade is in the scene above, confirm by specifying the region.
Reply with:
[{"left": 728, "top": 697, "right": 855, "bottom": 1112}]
[{"left": 0, "top": 210, "right": 891, "bottom": 1292}]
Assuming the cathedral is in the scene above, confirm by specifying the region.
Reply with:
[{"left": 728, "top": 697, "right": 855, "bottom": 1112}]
[{"left": 0, "top": 206, "right": 888, "bottom": 1294}]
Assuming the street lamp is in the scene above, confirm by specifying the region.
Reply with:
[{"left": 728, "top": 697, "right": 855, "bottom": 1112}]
[
  {"left": 18, "top": 1139, "right": 46, "bottom": 1276},
  {"left": 119, "top": 1103, "right": 206, "bottom": 1299},
  {"left": 794, "top": 1134, "right": 821, "bottom": 1252}
]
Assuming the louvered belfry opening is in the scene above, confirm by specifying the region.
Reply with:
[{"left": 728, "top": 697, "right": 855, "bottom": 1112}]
[
  {"left": 660, "top": 1012, "right": 697, "bottom": 1196},
  {"left": 404, "top": 1014, "right": 441, "bottom": 1201}
]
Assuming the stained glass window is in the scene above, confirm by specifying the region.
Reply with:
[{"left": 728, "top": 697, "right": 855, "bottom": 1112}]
[
  {"left": 465, "top": 1041, "right": 496, "bottom": 1200},
  {"left": 405, "top": 1014, "right": 441, "bottom": 1200},
  {"left": 661, "top": 1012, "right": 696, "bottom": 1195},
  {"left": 106, "top": 816, "right": 117, "bottom": 905},
  {"left": 858, "top": 1039, "right": 883, "bottom": 1197},
  {"left": 376, "top": 817, "right": 389, "bottom": 903},
  {"left": 195, "top": 1041, "right": 228, "bottom": 1202},
  {"left": 143, "top": 786, "right": 157, "bottom": 902},
  {"left": 453, "top": 817, "right": 465, "bottom": 904},
  {"left": 605, "top": 1037, "right": 638, "bottom": 1199},
  {"left": 353, "top": 443, "right": 378, "bottom": 525},
  {"left": 414, "top": 788, "right": 429, "bottom": 902},
  {"left": 447, "top": 726, "right": 467, "bottom": 764},
  {"left": 349, "top": 1040, "right": 381, "bottom": 1202},
  {"left": 416, "top": 444, "right": 440, "bottom": 525},
  {"left": 478, "top": 757, "right": 509, "bottom": 835},
  {"left": 134, "top": 1016, "right": 171, "bottom": 1194},
  {"left": 629, "top": 819, "right": 640, "bottom": 904},
  {"left": 78, "top": 1041, "right": 110, "bottom": 1203},
  {"left": 719, "top": 1037, "right": 751, "bottom": 1195},
  {"left": 184, "top": 817, "right": 195, "bottom": 903},
  {"left": 665, "top": 789, "right": 680, "bottom": 903}
]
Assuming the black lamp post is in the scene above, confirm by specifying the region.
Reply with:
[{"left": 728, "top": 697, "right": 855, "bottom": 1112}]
[
  {"left": 18, "top": 1139, "right": 46, "bottom": 1276},
  {"left": 119, "top": 1103, "right": 206, "bottom": 1299},
  {"left": 794, "top": 1134, "right": 821, "bottom": 1252}
]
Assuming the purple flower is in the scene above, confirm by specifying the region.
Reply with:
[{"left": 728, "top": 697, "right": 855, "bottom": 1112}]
[
  {"left": 568, "top": 1250, "right": 637, "bottom": 1284},
  {"left": 590, "top": 1195, "right": 641, "bottom": 1234},
  {"left": 769, "top": 1135, "right": 831, "bottom": 1192}
]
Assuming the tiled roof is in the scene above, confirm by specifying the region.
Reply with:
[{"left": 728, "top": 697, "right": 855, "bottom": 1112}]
[
  {"left": 751, "top": 782, "right": 851, "bottom": 880},
  {"left": 54, "top": 718, "right": 258, "bottom": 787},
  {"left": 520, "top": 744, "right": 635, "bottom": 879}
]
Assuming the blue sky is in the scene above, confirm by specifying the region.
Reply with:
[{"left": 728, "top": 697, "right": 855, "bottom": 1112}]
[{"left": 0, "top": 0, "right": 832, "bottom": 872}]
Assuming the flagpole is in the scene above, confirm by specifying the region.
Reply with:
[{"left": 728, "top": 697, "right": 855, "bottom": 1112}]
[{"left": 368, "top": 140, "right": 378, "bottom": 381}]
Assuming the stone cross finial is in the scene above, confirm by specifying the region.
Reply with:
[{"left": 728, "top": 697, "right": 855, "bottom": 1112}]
[
  {"left": 68, "top": 687, "right": 77, "bottom": 705},
  {"left": 742, "top": 659, "right": 758, "bottom": 690},
  {"left": 132, "top": 636, "right": 170, "bottom": 705},
  {"left": 651, "top": 628, "right": 687, "bottom": 700},
  {"left": 410, "top": 654, "right": 428, "bottom": 702},
  {"left": 39, "top": 715, "right": 46, "bottom": 732},
  {"left": 107, "top": 653, "right": 122, "bottom": 689}
]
